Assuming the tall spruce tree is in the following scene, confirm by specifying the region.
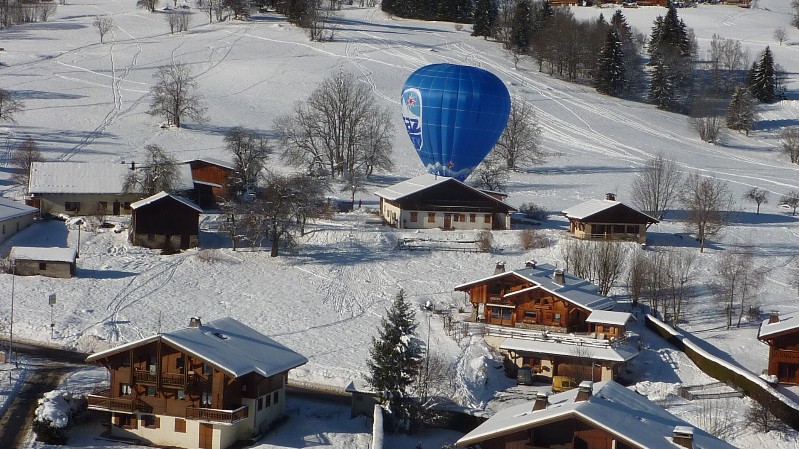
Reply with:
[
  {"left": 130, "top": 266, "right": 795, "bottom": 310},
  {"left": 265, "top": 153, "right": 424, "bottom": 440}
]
[
  {"left": 472, "top": 0, "right": 497, "bottom": 39},
  {"left": 367, "top": 289, "right": 424, "bottom": 430},
  {"left": 726, "top": 86, "right": 755, "bottom": 135},
  {"left": 510, "top": 0, "right": 532, "bottom": 54},
  {"left": 611, "top": 10, "right": 642, "bottom": 96},
  {"left": 749, "top": 46, "right": 777, "bottom": 103},
  {"left": 649, "top": 59, "right": 674, "bottom": 110},
  {"left": 648, "top": 4, "right": 692, "bottom": 110},
  {"left": 595, "top": 29, "right": 625, "bottom": 97}
]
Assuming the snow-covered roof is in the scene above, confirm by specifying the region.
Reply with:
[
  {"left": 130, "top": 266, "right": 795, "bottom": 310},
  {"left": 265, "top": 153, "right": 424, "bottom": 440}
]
[
  {"left": 10, "top": 246, "right": 76, "bottom": 263},
  {"left": 130, "top": 191, "right": 203, "bottom": 212},
  {"left": 28, "top": 162, "right": 194, "bottom": 194},
  {"left": 193, "top": 180, "right": 224, "bottom": 188},
  {"left": 186, "top": 157, "right": 235, "bottom": 170},
  {"left": 562, "top": 198, "right": 658, "bottom": 223},
  {"left": 586, "top": 310, "right": 636, "bottom": 326},
  {"left": 457, "top": 381, "right": 737, "bottom": 449},
  {"left": 455, "top": 263, "right": 616, "bottom": 312},
  {"left": 374, "top": 174, "right": 516, "bottom": 211},
  {"left": 345, "top": 378, "right": 377, "bottom": 394},
  {"left": 0, "top": 197, "right": 37, "bottom": 221},
  {"left": 500, "top": 337, "right": 638, "bottom": 363},
  {"left": 86, "top": 317, "right": 307, "bottom": 378},
  {"left": 758, "top": 312, "right": 799, "bottom": 340}
]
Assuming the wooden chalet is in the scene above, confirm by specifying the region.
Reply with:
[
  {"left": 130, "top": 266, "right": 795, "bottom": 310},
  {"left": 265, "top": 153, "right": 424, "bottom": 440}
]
[
  {"left": 562, "top": 194, "right": 658, "bottom": 244},
  {"left": 10, "top": 246, "right": 77, "bottom": 279},
  {"left": 130, "top": 192, "right": 202, "bottom": 250},
  {"left": 186, "top": 158, "right": 234, "bottom": 209},
  {"left": 457, "top": 381, "right": 737, "bottom": 449},
  {"left": 86, "top": 317, "right": 308, "bottom": 449},
  {"left": 758, "top": 312, "right": 799, "bottom": 384},
  {"left": 374, "top": 174, "right": 516, "bottom": 230}
]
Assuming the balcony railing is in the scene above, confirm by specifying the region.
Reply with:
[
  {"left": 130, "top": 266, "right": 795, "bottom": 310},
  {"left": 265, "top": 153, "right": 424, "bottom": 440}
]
[
  {"left": 87, "top": 389, "right": 153, "bottom": 414},
  {"left": 186, "top": 405, "right": 248, "bottom": 424},
  {"left": 134, "top": 369, "right": 157, "bottom": 384},
  {"left": 161, "top": 372, "right": 186, "bottom": 387}
]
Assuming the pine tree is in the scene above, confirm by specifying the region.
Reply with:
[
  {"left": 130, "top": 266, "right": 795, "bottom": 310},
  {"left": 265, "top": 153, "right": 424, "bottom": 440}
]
[
  {"left": 648, "top": 5, "right": 692, "bottom": 110},
  {"left": 510, "top": 0, "right": 532, "bottom": 54},
  {"left": 367, "top": 290, "right": 424, "bottom": 430},
  {"left": 596, "top": 29, "right": 625, "bottom": 97},
  {"left": 726, "top": 86, "right": 755, "bottom": 135},
  {"left": 611, "top": 10, "right": 641, "bottom": 96},
  {"left": 749, "top": 46, "right": 777, "bottom": 103},
  {"left": 649, "top": 59, "right": 674, "bottom": 110},
  {"left": 472, "top": 0, "right": 496, "bottom": 39}
]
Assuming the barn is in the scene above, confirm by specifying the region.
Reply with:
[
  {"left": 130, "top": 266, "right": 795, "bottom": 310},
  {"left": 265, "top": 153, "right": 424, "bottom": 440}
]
[
  {"left": 10, "top": 246, "right": 77, "bottom": 279},
  {"left": 130, "top": 192, "right": 202, "bottom": 250}
]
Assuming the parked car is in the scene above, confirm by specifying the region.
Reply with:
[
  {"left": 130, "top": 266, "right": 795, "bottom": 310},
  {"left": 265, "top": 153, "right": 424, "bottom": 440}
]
[{"left": 552, "top": 375, "right": 577, "bottom": 393}]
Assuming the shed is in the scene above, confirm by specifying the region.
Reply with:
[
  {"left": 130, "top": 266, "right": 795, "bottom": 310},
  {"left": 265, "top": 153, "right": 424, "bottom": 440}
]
[
  {"left": 0, "top": 198, "right": 37, "bottom": 244},
  {"left": 345, "top": 379, "right": 380, "bottom": 418},
  {"left": 130, "top": 192, "right": 202, "bottom": 250},
  {"left": 10, "top": 246, "right": 77, "bottom": 278}
]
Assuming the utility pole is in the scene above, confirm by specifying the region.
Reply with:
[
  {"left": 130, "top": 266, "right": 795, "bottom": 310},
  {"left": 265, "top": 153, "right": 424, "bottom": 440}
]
[
  {"left": 8, "top": 262, "right": 15, "bottom": 371},
  {"left": 49, "top": 293, "right": 56, "bottom": 340}
]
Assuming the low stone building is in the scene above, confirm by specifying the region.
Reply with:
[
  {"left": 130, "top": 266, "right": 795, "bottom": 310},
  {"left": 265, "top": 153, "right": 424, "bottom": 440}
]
[
  {"left": 0, "top": 198, "right": 37, "bottom": 244},
  {"left": 10, "top": 246, "right": 77, "bottom": 278}
]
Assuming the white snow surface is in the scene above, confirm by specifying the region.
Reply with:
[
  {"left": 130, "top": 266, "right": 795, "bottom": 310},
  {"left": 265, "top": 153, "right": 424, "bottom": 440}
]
[
  {"left": 34, "top": 390, "right": 82, "bottom": 429},
  {"left": 1, "top": 0, "right": 799, "bottom": 448}
]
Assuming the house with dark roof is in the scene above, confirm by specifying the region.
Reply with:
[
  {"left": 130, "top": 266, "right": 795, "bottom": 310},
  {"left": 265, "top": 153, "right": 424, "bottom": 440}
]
[
  {"left": 758, "top": 311, "right": 799, "bottom": 384},
  {"left": 185, "top": 158, "right": 234, "bottom": 208},
  {"left": 10, "top": 246, "right": 77, "bottom": 278},
  {"left": 562, "top": 194, "right": 658, "bottom": 244},
  {"left": 457, "top": 380, "right": 737, "bottom": 449},
  {"left": 130, "top": 192, "right": 202, "bottom": 250},
  {"left": 86, "top": 317, "right": 307, "bottom": 449},
  {"left": 0, "top": 198, "right": 37, "bottom": 243},
  {"left": 374, "top": 174, "right": 516, "bottom": 230}
]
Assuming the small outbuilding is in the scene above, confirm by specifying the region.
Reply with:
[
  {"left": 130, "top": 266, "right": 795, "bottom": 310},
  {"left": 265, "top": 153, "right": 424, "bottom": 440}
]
[
  {"left": 0, "top": 198, "right": 37, "bottom": 244},
  {"left": 345, "top": 379, "right": 380, "bottom": 418},
  {"left": 562, "top": 194, "right": 658, "bottom": 244},
  {"left": 10, "top": 246, "right": 77, "bottom": 278},
  {"left": 186, "top": 158, "right": 234, "bottom": 208},
  {"left": 130, "top": 192, "right": 202, "bottom": 250},
  {"left": 374, "top": 174, "right": 516, "bottom": 230}
]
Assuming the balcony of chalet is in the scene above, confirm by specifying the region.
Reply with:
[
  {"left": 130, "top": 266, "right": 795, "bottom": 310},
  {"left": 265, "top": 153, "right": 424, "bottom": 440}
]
[
  {"left": 461, "top": 321, "right": 638, "bottom": 350},
  {"left": 87, "top": 389, "right": 153, "bottom": 414},
  {"left": 186, "top": 405, "right": 249, "bottom": 424},
  {"left": 132, "top": 370, "right": 209, "bottom": 389}
]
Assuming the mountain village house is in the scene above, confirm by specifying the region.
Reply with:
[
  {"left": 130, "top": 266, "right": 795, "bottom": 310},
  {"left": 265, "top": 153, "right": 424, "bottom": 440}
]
[
  {"left": 562, "top": 194, "right": 658, "bottom": 244},
  {"left": 130, "top": 192, "right": 202, "bottom": 250},
  {"left": 455, "top": 262, "right": 638, "bottom": 382},
  {"left": 10, "top": 246, "right": 77, "bottom": 278},
  {"left": 0, "top": 198, "right": 37, "bottom": 244},
  {"left": 186, "top": 158, "right": 234, "bottom": 209},
  {"left": 374, "top": 174, "right": 516, "bottom": 230},
  {"left": 456, "top": 380, "right": 737, "bottom": 449},
  {"left": 86, "top": 317, "right": 307, "bottom": 449},
  {"left": 758, "top": 312, "right": 799, "bottom": 384}
]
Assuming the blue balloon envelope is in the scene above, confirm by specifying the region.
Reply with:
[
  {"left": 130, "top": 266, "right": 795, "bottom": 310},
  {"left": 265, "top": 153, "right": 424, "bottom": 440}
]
[{"left": 401, "top": 63, "right": 511, "bottom": 181}]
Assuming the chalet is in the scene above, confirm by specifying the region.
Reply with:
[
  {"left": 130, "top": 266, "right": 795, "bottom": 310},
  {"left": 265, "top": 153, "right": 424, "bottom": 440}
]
[
  {"left": 562, "top": 194, "right": 658, "bottom": 244},
  {"left": 86, "top": 317, "right": 308, "bottom": 449},
  {"left": 130, "top": 192, "right": 202, "bottom": 250},
  {"left": 186, "top": 158, "right": 234, "bottom": 208},
  {"left": 456, "top": 380, "right": 737, "bottom": 449},
  {"left": 374, "top": 174, "right": 516, "bottom": 230},
  {"left": 10, "top": 246, "right": 77, "bottom": 278},
  {"left": 758, "top": 312, "right": 799, "bottom": 384},
  {"left": 0, "top": 198, "right": 37, "bottom": 243}
]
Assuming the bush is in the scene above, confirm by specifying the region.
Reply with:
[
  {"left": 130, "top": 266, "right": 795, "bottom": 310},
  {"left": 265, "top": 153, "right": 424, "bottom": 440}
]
[
  {"left": 476, "top": 230, "right": 493, "bottom": 252},
  {"left": 33, "top": 419, "right": 69, "bottom": 445},
  {"left": 519, "top": 203, "right": 548, "bottom": 221},
  {"left": 519, "top": 229, "right": 548, "bottom": 250}
]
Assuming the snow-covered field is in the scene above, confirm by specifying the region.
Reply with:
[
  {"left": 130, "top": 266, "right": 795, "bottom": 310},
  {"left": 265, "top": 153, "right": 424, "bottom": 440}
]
[{"left": 2, "top": 0, "right": 799, "bottom": 447}]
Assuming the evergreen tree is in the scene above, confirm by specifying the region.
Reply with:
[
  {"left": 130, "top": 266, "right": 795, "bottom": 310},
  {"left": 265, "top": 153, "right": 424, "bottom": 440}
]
[
  {"left": 611, "top": 10, "right": 642, "bottom": 96},
  {"left": 367, "top": 290, "right": 424, "bottom": 430},
  {"left": 510, "top": 0, "right": 532, "bottom": 54},
  {"left": 726, "top": 86, "right": 755, "bottom": 135},
  {"left": 649, "top": 59, "right": 674, "bottom": 110},
  {"left": 648, "top": 4, "right": 692, "bottom": 110},
  {"left": 595, "top": 29, "right": 625, "bottom": 97},
  {"left": 472, "top": 0, "right": 497, "bottom": 39},
  {"left": 749, "top": 46, "right": 777, "bottom": 103}
]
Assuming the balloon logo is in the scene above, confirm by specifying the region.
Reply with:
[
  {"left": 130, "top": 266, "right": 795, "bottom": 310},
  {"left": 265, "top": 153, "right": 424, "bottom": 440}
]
[{"left": 401, "top": 63, "right": 511, "bottom": 181}]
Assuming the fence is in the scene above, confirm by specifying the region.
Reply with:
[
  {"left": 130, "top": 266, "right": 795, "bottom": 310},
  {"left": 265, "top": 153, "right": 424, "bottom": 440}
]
[{"left": 645, "top": 314, "right": 799, "bottom": 430}]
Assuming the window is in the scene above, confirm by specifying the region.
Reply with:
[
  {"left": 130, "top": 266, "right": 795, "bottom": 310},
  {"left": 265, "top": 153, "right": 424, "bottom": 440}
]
[
  {"left": 174, "top": 418, "right": 186, "bottom": 433},
  {"left": 524, "top": 311, "right": 537, "bottom": 322},
  {"left": 553, "top": 313, "right": 561, "bottom": 324},
  {"left": 273, "top": 391, "right": 279, "bottom": 405},
  {"left": 613, "top": 224, "right": 626, "bottom": 234},
  {"left": 626, "top": 225, "right": 638, "bottom": 234},
  {"left": 121, "top": 356, "right": 130, "bottom": 367},
  {"left": 453, "top": 214, "right": 459, "bottom": 222},
  {"left": 123, "top": 202, "right": 131, "bottom": 210},
  {"left": 265, "top": 393, "right": 272, "bottom": 408},
  {"left": 118, "top": 414, "right": 135, "bottom": 429},
  {"left": 203, "top": 363, "right": 212, "bottom": 375},
  {"left": 98, "top": 202, "right": 108, "bottom": 212},
  {"left": 146, "top": 386, "right": 156, "bottom": 397},
  {"left": 177, "top": 390, "right": 185, "bottom": 400},
  {"left": 119, "top": 383, "right": 132, "bottom": 396},
  {"left": 257, "top": 397, "right": 264, "bottom": 411},
  {"left": 39, "top": 262, "right": 47, "bottom": 271},
  {"left": 142, "top": 414, "right": 159, "bottom": 429},
  {"left": 64, "top": 202, "right": 80, "bottom": 212},
  {"left": 460, "top": 214, "right": 466, "bottom": 222},
  {"left": 592, "top": 224, "right": 607, "bottom": 236},
  {"left": 484, "top": 214, "right": 492, "bottom": 224},
  {"left": 201, "top": 392, "right": 212, "bottom": 407},
  {"left": 176, "top": 358, "right": 184, "bottom": 373},
  {"left": 427, "top": 213, "right": 435, "bottom": 223},
  {"left": 410, "top": 212, "right": 418, "bottom": 222},
  {"left": 148, "top": 355, "right": 157, "bottom": 373},
  {"left": 469, "top": 214, "right": 476, "bottom": 222}
]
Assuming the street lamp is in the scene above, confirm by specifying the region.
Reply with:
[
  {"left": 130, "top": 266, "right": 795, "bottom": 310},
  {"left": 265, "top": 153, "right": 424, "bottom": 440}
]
[
  {"left": 7, "top": 261, "right": 14, "bottom": 369},
  {"left": 76, "top": 219, "right": 84, "bottom": 258}
]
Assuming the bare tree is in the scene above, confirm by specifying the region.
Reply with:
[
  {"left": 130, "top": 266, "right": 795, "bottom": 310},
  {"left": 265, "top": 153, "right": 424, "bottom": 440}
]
[
  {"left": 9, "top": 137, "right": 42, "bottom": 193},
  {"left": 560, "top": 240, "right": 627, "bottom": 296},
  {"left": 148, "top": 62, "right": 206, "bottom": 128},
  {"left": 781, "top": 190, "right": 799, "bottom": 215},
  {"left": 690, "top": 96, "right": 725, "bottom": 144},
  {"left": 714, "top": 246, "right": 765, "bottom": 328},
  {"left": 665, "top": 249, "right": 697, "bottom": 327},
  {"left": 93, "top": 15, "right": 113, "bottom": 43},
  {"left": 780, "top": 126, "right": 799, "bottom": 164},
  {"left": 708, "top": 34, "right": 749, "bottom": 94},
  {"left": 197, "top": 0, "right": 225, "bottom": 22},
  {"left": 224, "top": 126, "right": 272, "bottom": 199},
  {"left": 123, "top": 145, "right": 181, "bottom": 196},
  {"left": 276, "top": 70, "right": 394, "bottom": 179},
  {"left": 743, "top": 187, "right": 769, "bottom": 214},
  {"left": 0, "top": 89, "right": 24, "bottom": 123},
  {"left": 774, "top": 27, "right": 788, "bottom": 46},
  {"left": 627, "top": 248, "right": 648, "bottom": 308},
  {"left": 39, "top": 3, "right": 56, "bottom": 21},
  {"left": 492, "top": 97, "right": 544, "bottom": 170},
  {"left": 166, "top": 11, "right": 191, "bottom": 33},
  {"left": 470, "top": 156, "right": 509, "bottom": 192},
  {"left": 748, "top": 397, "right": 787, "bottom": 433},
  {"left": 630, "top": 153, "right": 682, "bottom": 219},
  {"left": 137, "top": 0, "right": 159, "bottom": 12},
  {"left": 341, "top": 167, "right": 367, "bottom": 210},
  {"left": 790, "top": 263, "right": 799, "bottom": 296},
  {"left": 679, "top": 173, "right": 734, "bottom": 252}
]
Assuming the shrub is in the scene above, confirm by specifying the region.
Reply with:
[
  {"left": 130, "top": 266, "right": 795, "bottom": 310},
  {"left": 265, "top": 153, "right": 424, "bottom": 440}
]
[
  {"left": 519, "top": 203, "right": 548, "bottom": 221},
  {"left": 476, "top": 230, "right": 493, "bottom": 252},
  {"left": 33, "top": 419, "right": 69, "bottom": 445},
  {"left": 519, "top": 229, "right": 548, "bottom": 250}
]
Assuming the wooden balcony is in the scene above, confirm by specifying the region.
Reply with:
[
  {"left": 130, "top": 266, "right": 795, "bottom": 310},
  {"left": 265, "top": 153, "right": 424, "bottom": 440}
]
[
  {"left": 161, "top": 372, "right": 186, "bottom": 388},
  {"left": 87, "top": 389, "right": 153, "bottom": 414},
  {"left": 186, "top": 405, "right": 248, "bottom": 424},
  {"left": 134, "top": 369, "right": 157, "bottom": 384}
]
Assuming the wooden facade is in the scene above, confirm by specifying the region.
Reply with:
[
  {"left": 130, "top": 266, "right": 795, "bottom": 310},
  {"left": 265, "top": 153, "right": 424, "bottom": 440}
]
[
  {"left": 466, "top": 416, "right": 634, "bottom": 449},
  {"left": 130, "top": 193, "right": 201, "bottom": 250},
  {"left": 187, "top": 159, "right": 233, "bottom": 208},
  {"left": 562, "top": 197, "right": 658, "bottom": 244},
  {"left": 758, "top": 313, "right": 799, "bottom": 384}
]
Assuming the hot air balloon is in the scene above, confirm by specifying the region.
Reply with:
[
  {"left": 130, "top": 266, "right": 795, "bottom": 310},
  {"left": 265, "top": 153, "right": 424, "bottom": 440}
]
[{"left": 401, "top": 63, "right": 511, "bottom": 182}]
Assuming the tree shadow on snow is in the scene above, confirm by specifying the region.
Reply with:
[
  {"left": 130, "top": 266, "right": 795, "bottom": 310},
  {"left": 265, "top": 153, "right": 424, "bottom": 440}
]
[{"left": 76, "top": 268, "right": 137, "bottom": 279}]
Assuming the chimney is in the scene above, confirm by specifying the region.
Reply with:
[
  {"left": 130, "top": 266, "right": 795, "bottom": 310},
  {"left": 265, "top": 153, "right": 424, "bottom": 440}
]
[
  {"left": 575, "top": 381, "right": 593, "bottom": 402},
  {"left": 130, "top": 161, "right": 136, "bottom": 171},
  {"left": 532, "top": 391, "right": 548, "bottom": 411},
  {"left": 605, "top": 193, "right": 616, "bottom": 201},
  {"left": 494, "top": 261, "right": 506, "bottom": 275},
  {"left": 672, "top": 426, "right": 694, "bottom": 449},
  {"left": 525, "top": 260, "right": 537, "bottom": 269},
  {"left": 769, "top": 311, "right": 780, "bottom": 324},
  {"left": 553, "top": 269, "right": 565, "bottom": 285},
  {"left": 189, "top": 317, "right": 202, "bottom": 328}
]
